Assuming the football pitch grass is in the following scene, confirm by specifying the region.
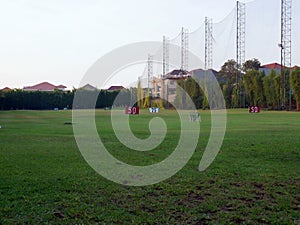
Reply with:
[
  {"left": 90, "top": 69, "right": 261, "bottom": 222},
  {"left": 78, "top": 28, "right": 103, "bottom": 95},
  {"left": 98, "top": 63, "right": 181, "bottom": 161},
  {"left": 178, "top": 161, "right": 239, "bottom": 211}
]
[{"left": 0, "top": 109, "right": 299, "bottom": 224}]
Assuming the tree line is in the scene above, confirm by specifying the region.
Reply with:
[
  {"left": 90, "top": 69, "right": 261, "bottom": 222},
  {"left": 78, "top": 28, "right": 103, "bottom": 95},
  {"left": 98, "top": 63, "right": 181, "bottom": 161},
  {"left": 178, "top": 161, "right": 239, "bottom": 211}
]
[
  {"left": 174, "top": 59, "right": 300, "bottom": 111},
  {"left": 1, "top": 59, "right": 300, "bottom": 111},
  {"left": 0, "top": 89, "right": 132, "bottom": 110}
]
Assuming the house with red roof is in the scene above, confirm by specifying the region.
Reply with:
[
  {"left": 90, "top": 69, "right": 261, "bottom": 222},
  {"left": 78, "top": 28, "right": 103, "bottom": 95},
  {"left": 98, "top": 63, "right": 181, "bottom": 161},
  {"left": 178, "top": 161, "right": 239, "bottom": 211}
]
[
  {"left": 79, "top": 84, "right": 98, "bottom": 91},
  {"left": 259, "top": 63, "right": 282, "bottom": 75},
  {"left": 259, "top": 63, "right": 299, "bottom": 75},
  {"left": 147, "top": 69, "right": 191, "bottom": 103},
  {"left": 23, "top": 82, "right": 67, "bottom": 92},
  {"left": 107, "top": 86, "right": 125, "bottom": 91},
  {"left": 0, "top": 87, "right": 12, "bottom": 92},
  {"left": 261, "top": 63, "right": 283, "bottom": 70}
]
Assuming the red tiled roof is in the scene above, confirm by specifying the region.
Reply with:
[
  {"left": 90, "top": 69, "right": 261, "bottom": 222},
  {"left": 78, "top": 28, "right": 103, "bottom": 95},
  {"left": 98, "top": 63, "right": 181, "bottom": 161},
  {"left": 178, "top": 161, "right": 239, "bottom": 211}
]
[
  {"left": 80, "top": 84, "right": 97, "bottom": 90},
  {"left": 261, "top": 63, "right": 283, "bottom": 70},
  {"left": 168, "top": 69, "right": 188, "bottom": 75},
  {"left": 56, "top": 85, "right": 67, "bottom": 89},
  {"left": 107, "top": 86, "right": 124, "bottom": 91},
  {"left": 1, "top": 87, "right": 12, "bottom": 92},
  {"left": 261, "top": 63, "right": 300, "bottom": 70},
  {"left": 163, "top": 69, "right": 191, "bottom": 80},
  {"left": 23, "top": 82, "right": 66, "bottom": 91}
]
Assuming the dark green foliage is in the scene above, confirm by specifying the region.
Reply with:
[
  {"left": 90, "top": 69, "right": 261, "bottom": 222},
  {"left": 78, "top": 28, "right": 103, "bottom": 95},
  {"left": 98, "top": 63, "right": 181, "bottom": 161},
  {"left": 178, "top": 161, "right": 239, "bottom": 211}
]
[
  {"left": 219, "top": 59, "right": 238, "bottom": 84},
  {"left": 242, "top": 58, "right": 261, "bottom": 72},
  {"left": 0, "top": 90, "right": 74, "bottom": 110},
  {"left": 263, "top": 70, "right": 280, "bottom": 109},
  {"left": 290, "top": 68, "right": 300, "bottom": 110},
  {"left": 217, "top": 59, "right": 240, "bottom": 108},
  {"left": 221, "top": 81, "right": 234, "bottom": 108},
  {"left": 174, "top": 77, "right": 204, "bottom": 109},
  {"left": 0, "top": 89, "right": 130, "bottom": 110}
]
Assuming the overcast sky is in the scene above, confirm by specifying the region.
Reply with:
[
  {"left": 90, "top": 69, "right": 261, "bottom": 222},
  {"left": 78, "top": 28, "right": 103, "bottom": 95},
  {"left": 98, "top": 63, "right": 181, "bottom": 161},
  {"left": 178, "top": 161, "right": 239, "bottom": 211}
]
[{"left": 0, "top": 0, "right": 299, "bottom": 89}]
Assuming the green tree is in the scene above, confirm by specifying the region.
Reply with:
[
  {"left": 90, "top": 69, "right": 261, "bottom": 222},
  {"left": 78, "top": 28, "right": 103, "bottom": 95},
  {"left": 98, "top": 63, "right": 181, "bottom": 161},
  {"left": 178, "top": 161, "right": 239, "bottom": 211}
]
[
  {"left": 184, "top": 77, "right": 198, "bottom": 109},
  {"left": 130, "top": 87, "right": 138, "bottom": 106},
  {"left": 244, "top": 70, "right": 265, "bottom": 106},
  {"left": 290, "top": 68, "right": 300, "bottom": 111},
  {"left": 174, "top": 79, "right": 184, "bottom": 109},
  {"left": 263, "top": 70, "right": 278, "bottom": 109},
  {"left": 243, "top": 71, "right": 255, "bottom": 105},
  {"left": 274, "top": 74, "right": 281, "bottom": 109},
  {"left": 263, "top": 74, "right": 272, "bottom": 109},
  {"left": 232, "top": 86, "right": 239, "bottom": 108},
  {"left": 184, "top": 77, "right": 197, "bottom": 98},
  {"left": 219, "top": 59, "right": 238, "bottom": 83},
  {"left": 253, "top": 71, "right": 265, "bottom": 106},
  {"left": 137, "top": 79, "right": 143, "bottom": 108},
  {"left": 0, "top": 91, "right": 5, "bottom": 110},
  {"left": 221, "top": 81, "right": 233, "bottom": 108},
  {"left": 243, "top": 58, "right": 261, "bottom": 72}
]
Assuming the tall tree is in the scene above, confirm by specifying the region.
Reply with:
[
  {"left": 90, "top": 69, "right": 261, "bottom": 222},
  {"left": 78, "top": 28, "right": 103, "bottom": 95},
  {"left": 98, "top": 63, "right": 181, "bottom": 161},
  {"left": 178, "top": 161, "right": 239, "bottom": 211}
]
[
  {"left": 174, "top": 79, "right": 184, "bottom": 109},
  {"left": 263, "top": 70, "right": 278, "bottom": 109},
  {"left": 137, "top": 79, "right": 143, "bottom": 108},
  {"left": 274, "top": 73, "right": 281, "bottom": 109},
  {"left": 0, "top": 91, "right": 5, "bottom": 110},
  {"left": 243, "top": 58, "right": 261, "bottom": 72},
  {"left": 244, "top": 70, "right": 265, "bottom": 106},
  {"left": 290, "top": 68, "right": 300, "bottom": 111},
  {"left": 184, "top": 77, "right": 198, "bottom": 109},
  {"left": 244, "top": 71, "right": 255, "bottom": 105},
  {"left": 252, "top": 71, "right": 265, "bottom": 106},
  {"left": 130, "top": 87, "right": 138, "bottom": 106},
  {"left": 219, "top": 59, "right": 238, "bottom": 83},
  {"left": 221, "top": 81, "right": 233, "bottom": 108}
]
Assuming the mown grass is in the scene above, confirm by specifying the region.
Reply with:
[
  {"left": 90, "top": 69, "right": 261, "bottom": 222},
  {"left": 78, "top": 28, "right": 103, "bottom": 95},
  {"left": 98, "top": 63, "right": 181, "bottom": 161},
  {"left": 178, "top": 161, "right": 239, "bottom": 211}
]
[{"left": 0, "top": 109, "right": 299, "bottom": 224}]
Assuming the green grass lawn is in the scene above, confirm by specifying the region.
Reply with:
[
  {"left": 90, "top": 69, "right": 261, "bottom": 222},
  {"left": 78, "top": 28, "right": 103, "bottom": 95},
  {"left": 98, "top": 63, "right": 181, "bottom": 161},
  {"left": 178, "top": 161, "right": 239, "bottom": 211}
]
[{"left": 0, "top": 109, "right": 299, "bottom": 224}]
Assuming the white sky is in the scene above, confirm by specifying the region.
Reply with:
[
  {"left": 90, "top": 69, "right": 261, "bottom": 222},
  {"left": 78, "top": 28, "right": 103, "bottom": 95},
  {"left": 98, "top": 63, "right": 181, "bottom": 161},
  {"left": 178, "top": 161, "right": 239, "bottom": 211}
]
[{"left": 0, "top": 0, "right": 299, "bottom": 89}]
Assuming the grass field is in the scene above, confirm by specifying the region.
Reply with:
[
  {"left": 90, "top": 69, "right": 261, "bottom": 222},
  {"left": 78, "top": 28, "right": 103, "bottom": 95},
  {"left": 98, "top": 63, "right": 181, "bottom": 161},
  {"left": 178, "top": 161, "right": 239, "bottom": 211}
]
[{"left": 0, "top": 109, "right": 299, "bottom": 224}]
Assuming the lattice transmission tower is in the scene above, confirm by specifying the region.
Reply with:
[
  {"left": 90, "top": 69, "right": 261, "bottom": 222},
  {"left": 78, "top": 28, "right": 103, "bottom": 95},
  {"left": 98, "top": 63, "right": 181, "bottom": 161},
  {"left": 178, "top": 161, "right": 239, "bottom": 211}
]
[
  {"left": 162, "top": 36, "right": 170, "bottom": 105},
  {"left": 142, "top": 54, "right": 153, "bottom": 108},
  {"left": 181, "top": 27, "right": 189, "bottom": 71},
  {"left": 236, "top": 1, "right": 246, "bottom": 107},
  {"left": 205, "top": 17, "right": 213, "bottom": 70},
  {"left": 147, "top": 54, "right": 153, "bottom": 91},
  {"left": 163, "top": 36, "right": 170, "bottom": 75},
  {"left": 280, "top": 0, "right": 292, "bottom": 109}
]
